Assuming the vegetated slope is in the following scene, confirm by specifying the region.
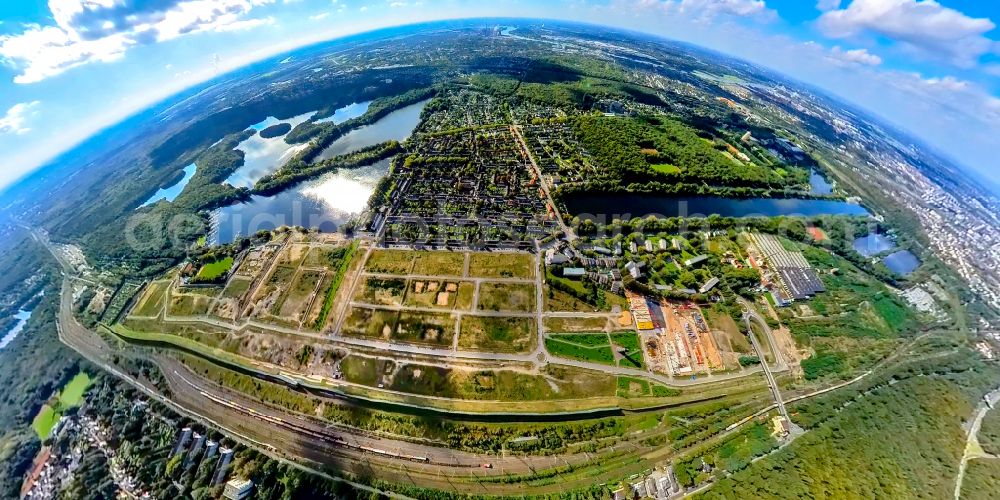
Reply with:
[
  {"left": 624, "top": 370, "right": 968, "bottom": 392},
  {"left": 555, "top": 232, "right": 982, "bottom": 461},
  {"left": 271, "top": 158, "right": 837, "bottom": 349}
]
[
  {"left": 0, "top": 241, "right": 82, "bottom": 498},
  {"left": 978, "top": 407, "right": 1000, "bottom": 456},
  {"left": 960, "top": 459, "right": 1000, "bottom": 500},
  {"left": 696, "top": 350, "right": 1000, "bottom": 499}
]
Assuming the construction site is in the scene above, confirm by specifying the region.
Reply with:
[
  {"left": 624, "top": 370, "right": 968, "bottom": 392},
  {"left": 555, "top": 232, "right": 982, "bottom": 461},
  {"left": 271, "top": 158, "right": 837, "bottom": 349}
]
[{"left": 626, "top": 291, "right": 727, "bottom": 377}]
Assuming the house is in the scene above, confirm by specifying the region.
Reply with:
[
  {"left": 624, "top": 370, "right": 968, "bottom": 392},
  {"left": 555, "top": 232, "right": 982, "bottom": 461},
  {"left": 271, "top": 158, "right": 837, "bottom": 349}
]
[
  {"left": 699, "top": 277, "right": 720, "bottom": 294},
  {"left": 645, "top": 240, "right": 654, "bottom": 252},
  {"left": 624, "top": 261, "right": 645, "bottom": 279},
  {"left": 629, "top": 241, "right": 638, "bottom": 254},
  {"left": 223, "top": 478, "right": 254, "bottom": 500},
  {"left": 772, "top": 416, "right": 790, "bottom": 437},
  {"left": 658, "top": 239, "right": 667, "bottom": 251},
  {"left": 593, "top": 246, "right": 612, "bottom": 255},
  {"left": 563, "top": 267, "right": 586, "bottom": 278},
  {"left": 614, "top": 242, "right": 623, "bottom": 255},
  {"left": 630, "top": 480, "right": 648, "bottom": 498},
  {"left": 545, "top": 252, "right": 570, "bottom": 266},
  {"left": 684, "top": 255, "right": 709, "bottom": 267}
]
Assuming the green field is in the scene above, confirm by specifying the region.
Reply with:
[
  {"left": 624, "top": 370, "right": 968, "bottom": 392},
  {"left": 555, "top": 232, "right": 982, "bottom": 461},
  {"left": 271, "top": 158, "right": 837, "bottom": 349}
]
[
  {"left": 617, "top": 376, "right": 650, "bottom": 397},
  {"left": 365, "top": 249, "right": 415, "bottom": 274},
  {"left": 468, "top": 253, "right": 534, "bottom": 279},
  {"left": 458, "top": 316, "right": 536, "bottom": 353},
  {"left": 32, "top": 371, "right": 92, "bottom": 439},
  {"left": 545, "top": 335, "right": 615, "bottom": 365},
  {"left": 196, "top": 257, "right": 234, "bottom": 281},
  {"left": 477, "top": 282, "right": 535, "bottom": 312},
  {"left": 411, "top": 251, "right": 466, "bottom": 276},
  {"left": 611, "top": 332, "right": 644, "bottom": 369}
]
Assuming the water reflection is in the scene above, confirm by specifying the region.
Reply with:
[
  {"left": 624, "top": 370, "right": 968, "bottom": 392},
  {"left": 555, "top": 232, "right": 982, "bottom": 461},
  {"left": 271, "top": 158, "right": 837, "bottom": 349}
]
[{"left": 213, "top": 159, "right": 389, "bottom": 243}]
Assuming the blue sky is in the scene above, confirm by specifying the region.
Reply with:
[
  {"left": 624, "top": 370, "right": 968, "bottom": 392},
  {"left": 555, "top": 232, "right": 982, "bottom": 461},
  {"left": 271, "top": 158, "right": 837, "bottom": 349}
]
[{"left": 1, "top": 0, "right": 999, "bottom": 190}]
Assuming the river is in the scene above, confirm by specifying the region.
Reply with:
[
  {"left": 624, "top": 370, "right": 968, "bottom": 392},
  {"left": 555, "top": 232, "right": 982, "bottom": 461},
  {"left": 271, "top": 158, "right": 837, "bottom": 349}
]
[
  {"left": 563, "top": 193, "right": 869, "bottom": 220},
  {"left": 1, "top": 308, "right": 33, "bottom": 349}
]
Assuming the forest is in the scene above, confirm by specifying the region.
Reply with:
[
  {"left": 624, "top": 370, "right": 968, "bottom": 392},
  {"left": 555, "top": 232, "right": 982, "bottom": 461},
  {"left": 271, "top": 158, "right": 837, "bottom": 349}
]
[
  {"left": 572, "top": 115, "right": 808, "bottom": 193},
  {"left": 695, "top": 349, "right": 1000, "bottom": 499},
  {"left": 0, "top": 240, "right": 83, "bottom": 498}
]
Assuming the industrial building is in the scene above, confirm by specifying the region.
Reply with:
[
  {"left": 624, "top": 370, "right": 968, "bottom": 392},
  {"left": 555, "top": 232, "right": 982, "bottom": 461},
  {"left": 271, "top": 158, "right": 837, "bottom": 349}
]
[{"left": 746, "top": 233, "right": 825, "bottom": 302}]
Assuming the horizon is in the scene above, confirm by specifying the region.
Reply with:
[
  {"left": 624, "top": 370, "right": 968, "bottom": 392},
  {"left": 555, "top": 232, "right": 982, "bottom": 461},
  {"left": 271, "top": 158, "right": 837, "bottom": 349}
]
[{"left": 1, "top": 2, "right": 1000, "bottom": 195}]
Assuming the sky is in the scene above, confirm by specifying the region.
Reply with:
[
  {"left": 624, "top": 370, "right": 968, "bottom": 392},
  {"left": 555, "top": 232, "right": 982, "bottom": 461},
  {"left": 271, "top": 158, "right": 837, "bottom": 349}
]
[{"left": 1, "top": 0, "right": 999, "bottom": 191}]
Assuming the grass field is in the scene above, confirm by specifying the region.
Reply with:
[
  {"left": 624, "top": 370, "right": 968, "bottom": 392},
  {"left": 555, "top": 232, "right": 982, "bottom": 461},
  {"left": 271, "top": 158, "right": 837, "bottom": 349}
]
[
  {"left": 365, "top": 249, "right": 415, "bottom": 274},
  {"left": 168, "top": 291, "right": 214, "bottom": 316},
  {"left": 342, "top": 307, "right": 398, "bottom": 339},
  {"left": 477, "top": 282, "right": 536, "bottom": 312},
  {"left": 544, "top": 286, "right": 597, "bottom": 312},
  {"left": 32, "top": 406, "right": 58, "bottom": 440},
  {"left": 355, "top": 277, "right": 406, "bottom": 305},
  {"left": 196, "top": 257, "right": 234, "bottom": 281},
  {"left": 304, "top": 246, "right": 348, "bottom": 268},
  {"left": 411, "top": 251, "right": 465, "bottom": 276},
  {"left": 388, "top": 364, "right": 614, "bottom": 401},
  {"left": 339, "top": 355, "right": 382, "bottom": 386},
  {"left": 276, "top": 269, "right": 324, "bottom": 318},
  {"left": 544, "top": 316, "right": 608, "bottom": 332},
  {"left": 611, "top": 332, "right": 644, "bottom": 369},
  {"left": 458, "top": 315, "right": 536, "bottom": 353},
  {"left": 394, "top": 311, "right": 456, "bottom": 347},
  {"left": 59, "top": 372, "right": 92, "bottom": 406},
  {"left": 545, "top": 335, "right": 615, "bottom": 365},
  {"left": 617, "top": 376, "right": 650, "bottom": 397},
  {"left": 468, "top": 253, "right": 534, "bottom": 279},
  {"left": 221, "top": 276, "right": 253, "bottom": 299},
  {"left": 132, "top": 281, "right": 169, "bottom": 316},
  {"left": 32, "top": 371, "right": 91, "bottom": 439}
]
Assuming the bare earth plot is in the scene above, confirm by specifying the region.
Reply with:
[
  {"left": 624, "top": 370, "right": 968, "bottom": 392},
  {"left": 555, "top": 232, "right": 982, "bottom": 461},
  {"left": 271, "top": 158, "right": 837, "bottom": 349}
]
[
  {"left": 458, "top": 315, "right": 536, "bottom": 353},
  {"left": 477, "top": 282, "right": 536, "bottom": 313},
  {"left": 468, "top": 253, "right": 535, "bottom": 279}
]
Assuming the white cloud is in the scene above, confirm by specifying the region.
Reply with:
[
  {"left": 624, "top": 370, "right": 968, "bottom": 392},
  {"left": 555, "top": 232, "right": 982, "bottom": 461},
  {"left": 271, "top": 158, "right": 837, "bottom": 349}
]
[
  {"left": 817, "top": 0, "right": 998, "bottom": 68},
  {"left": 0, "top": 101, "right": 40, "bottom": 135},
  {"left": 816, "top": 0, "right": 840, "bottom": 11},
  {"left": 677, "top": 0, "right": 768, "bottom": 17},
  {"left": 309, "top": 12, "right": 330, "bottom": 21},
  {"left": 617, "top": 0, "right": 772, "bottom": 21},
  {"left": 828, "top": 45, "right": 881, "bottom": 66},
  {"left": 0, "top": 0, "right": 277, "bottom": 84}
]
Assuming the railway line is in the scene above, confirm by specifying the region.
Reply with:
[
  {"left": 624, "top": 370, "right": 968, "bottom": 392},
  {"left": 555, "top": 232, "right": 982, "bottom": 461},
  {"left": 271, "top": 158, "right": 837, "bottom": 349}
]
[{"left": 171, "top": 368, "right": 445, "bottom": 465}]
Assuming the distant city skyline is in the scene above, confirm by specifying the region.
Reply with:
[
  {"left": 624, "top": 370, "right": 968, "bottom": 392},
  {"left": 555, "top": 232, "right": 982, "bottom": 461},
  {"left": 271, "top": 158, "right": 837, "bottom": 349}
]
[{"left": 1, "top": 1, "right": 999, "bottom": 192}]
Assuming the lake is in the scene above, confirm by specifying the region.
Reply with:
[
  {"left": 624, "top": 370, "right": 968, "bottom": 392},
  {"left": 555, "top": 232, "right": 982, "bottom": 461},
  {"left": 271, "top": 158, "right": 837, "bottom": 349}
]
[
  {"left": 0, "top": 308, "right": 33, "bottom": 349},
  {"left": 212, "top": 159, "right": 390, "bottom": 244},
  {"left": 809, "top": 169, "right": 833, "bottom": 195},
  {"left": 313, "top": 100, "right": 428, "bottom": 161},
  {"left": 853, "top": 233, "right": 895, "bottom": 257},
  {"left": 564, "top": 193, "right": 869, "bottom": 220},
  {"left": 140, "top": 163, "right": 196, "bottom": 207},
  {"left": 883, "top": 250, "right": 920, "bottom": 276},
  {"left": 315, "top": 101, "right": 372, "bottom": 124},
  {"left": 224, "top": 111, "right": 315, "bottom": 188}
]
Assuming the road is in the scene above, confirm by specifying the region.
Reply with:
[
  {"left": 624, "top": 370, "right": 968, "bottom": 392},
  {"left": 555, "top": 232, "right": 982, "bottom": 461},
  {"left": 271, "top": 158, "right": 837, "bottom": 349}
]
[
  {"left": 739, "top": 298, "right": 789, "bottom": 421},
  {"left": 954, "top": 387, "right": 1000, "bottom": 499},
  {"left": 509, "top": 124, "right": 577, "bottom": 244}
]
